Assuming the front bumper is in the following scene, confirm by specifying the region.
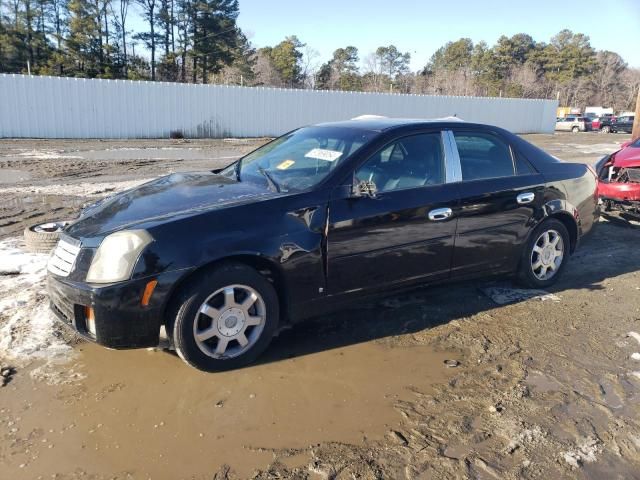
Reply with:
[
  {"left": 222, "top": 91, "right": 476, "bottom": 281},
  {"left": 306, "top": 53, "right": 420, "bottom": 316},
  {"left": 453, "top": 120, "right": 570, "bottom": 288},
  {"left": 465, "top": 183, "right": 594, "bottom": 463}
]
[
  {"left": 598, "top": 181, "right": 640, "bottom": 202},
  {"left": 47, "top": 271, "right": 183, "bottom": 349}
]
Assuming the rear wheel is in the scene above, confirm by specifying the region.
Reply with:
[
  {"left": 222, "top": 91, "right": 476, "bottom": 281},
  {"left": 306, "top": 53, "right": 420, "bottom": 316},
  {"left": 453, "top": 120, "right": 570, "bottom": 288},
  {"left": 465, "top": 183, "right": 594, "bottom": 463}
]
[
  {"left": 571, "top": 126, "right": 580, "bottom": 133},
  {"left": 600, "top": 125, "right": 611, "bottom": 134},
  {"left": 170, "top": 263, "right": 279, "bottom": 371},
  {"left": 518, "top": 219, "right": 570, "bottom": 289}
]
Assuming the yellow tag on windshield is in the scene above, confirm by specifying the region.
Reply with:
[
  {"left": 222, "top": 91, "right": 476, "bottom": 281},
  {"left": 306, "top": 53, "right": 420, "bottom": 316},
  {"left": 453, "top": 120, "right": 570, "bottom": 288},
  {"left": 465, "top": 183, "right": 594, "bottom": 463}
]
[{"left": 277, "top": 159, "right": 295, "bottom": 170}]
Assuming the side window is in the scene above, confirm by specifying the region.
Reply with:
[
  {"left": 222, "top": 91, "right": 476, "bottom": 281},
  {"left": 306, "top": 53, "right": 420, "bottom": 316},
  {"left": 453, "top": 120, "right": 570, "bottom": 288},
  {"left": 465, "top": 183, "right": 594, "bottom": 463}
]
[
  {"left": 453, "top": 132, "right": 515, "bottom": 181},
  {"left": 356, "top": 133, "right": 445, "bottom": 193},
  {"left": 514, "top": 153, "right": 537, "bottom": 175}
]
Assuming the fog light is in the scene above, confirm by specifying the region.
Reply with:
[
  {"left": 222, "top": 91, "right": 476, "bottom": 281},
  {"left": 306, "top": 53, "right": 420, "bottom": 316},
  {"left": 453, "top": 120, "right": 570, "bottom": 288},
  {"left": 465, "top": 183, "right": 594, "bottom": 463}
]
[{"left": 84, "top": 306, "right": 96, "bottom": 336}]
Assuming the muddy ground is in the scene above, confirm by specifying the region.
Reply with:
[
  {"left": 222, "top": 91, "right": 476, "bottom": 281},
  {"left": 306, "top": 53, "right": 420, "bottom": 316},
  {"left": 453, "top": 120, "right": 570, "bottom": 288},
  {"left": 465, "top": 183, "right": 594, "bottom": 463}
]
[{"left": 1, "top": 132, "right": 639, "bottom": 479}]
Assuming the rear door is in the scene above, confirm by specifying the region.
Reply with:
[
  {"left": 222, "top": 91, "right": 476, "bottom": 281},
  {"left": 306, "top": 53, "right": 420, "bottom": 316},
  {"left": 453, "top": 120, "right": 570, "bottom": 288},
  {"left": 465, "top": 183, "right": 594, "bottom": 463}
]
[
  {"left": 555, "top": 119, "right": 566, "bottom": 131},
  {"left": 449, "top": 129, "right": 545, "bottom": 277},
  {"left": 326, "top": 131, "right": 459, "bottom": 294}
]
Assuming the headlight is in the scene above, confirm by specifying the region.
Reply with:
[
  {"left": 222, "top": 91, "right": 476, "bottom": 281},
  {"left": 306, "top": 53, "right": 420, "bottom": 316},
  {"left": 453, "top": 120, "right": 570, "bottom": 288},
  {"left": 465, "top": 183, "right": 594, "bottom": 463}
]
[{"left": 86, "top": 230, "right": 153, "bottom": 283}]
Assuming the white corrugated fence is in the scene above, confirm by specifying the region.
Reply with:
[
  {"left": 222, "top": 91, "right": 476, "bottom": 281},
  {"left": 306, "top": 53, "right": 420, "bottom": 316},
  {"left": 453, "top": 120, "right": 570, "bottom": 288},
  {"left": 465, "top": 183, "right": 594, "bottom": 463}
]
[{"left": 0, "top": 74, "right": 558, "bottom": 138}]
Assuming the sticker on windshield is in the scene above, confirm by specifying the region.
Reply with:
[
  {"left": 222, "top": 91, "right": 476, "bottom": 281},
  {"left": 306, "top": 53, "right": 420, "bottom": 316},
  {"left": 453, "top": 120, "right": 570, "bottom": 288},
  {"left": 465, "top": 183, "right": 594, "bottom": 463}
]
[
  {"left": 304, "top": 148, "right": 342, "bottom": 162},
  {"left": 276, "top": 159, "right": 295, "bottom": 170}
]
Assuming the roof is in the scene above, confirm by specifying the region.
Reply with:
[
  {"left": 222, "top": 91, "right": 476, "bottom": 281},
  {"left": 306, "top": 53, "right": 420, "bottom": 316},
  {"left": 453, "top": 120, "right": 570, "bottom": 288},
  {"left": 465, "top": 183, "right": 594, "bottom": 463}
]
[{"left": 315, "top": 116, "right": 465, "bottom": 132}]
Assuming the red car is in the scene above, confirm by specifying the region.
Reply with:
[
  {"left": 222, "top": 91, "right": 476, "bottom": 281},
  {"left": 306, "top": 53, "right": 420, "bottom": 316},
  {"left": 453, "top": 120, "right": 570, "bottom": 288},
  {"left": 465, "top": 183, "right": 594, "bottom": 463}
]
[{"left": 597, "top": 138, "right": 640, "bottom": 217}]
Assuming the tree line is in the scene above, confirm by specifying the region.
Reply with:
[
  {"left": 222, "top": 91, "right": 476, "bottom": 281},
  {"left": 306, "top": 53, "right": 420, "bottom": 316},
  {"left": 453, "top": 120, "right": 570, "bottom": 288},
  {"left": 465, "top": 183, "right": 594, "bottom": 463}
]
[{"left": 1, "top": 0, "right": 638, "bottom": 111}]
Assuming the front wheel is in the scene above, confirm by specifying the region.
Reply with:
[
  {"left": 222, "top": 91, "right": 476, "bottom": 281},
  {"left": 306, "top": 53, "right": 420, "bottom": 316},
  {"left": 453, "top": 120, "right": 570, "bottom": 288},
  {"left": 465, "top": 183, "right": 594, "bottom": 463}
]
[
  {"left": 600, "top": 125, "right": 611, "bottom": 134},
  {"left": 571, "top": 126, "right": 580, "bottom": 133},
  {"left": 170, "top": 263, "right": 279, "bottom": 372},
  {"left": 518, "top": 219, "right": 570, "bottom": 289}
]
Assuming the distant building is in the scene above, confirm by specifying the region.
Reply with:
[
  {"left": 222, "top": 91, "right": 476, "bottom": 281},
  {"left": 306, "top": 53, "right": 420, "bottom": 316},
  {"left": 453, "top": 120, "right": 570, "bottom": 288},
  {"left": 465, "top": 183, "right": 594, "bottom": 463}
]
[
  {"left": 556, "top": 106, "right": 582, "bottom": 118},
  {"left": 584, "top": 106, "right": 614, "bottom": 117}
]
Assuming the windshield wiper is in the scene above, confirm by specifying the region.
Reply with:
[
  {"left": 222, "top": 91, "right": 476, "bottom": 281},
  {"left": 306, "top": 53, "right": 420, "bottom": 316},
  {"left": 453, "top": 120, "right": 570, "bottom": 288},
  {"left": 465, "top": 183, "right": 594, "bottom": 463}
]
[{"left": 258, "top": 167, "right": 280, "bottom": 193}]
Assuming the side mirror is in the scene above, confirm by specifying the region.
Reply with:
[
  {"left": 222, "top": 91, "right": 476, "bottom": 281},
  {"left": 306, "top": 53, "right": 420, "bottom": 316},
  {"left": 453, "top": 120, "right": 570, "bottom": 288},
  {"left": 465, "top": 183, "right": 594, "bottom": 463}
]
[{"left": 351, "top": 178, "right": 378, "bottom": 199}]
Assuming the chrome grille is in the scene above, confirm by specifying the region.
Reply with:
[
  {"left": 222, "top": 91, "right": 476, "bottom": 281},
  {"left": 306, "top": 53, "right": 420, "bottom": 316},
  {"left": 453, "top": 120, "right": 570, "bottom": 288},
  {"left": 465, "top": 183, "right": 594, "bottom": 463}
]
[{"left": 48, "top": 236, "right": 81, "bottom": 277}]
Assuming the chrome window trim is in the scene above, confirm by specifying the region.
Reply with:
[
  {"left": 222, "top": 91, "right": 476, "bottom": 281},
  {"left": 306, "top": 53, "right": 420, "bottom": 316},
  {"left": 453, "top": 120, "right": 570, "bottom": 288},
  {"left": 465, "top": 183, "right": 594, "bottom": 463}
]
[{"left": 441, "top": 130, "right": 463, "bottom": 183}]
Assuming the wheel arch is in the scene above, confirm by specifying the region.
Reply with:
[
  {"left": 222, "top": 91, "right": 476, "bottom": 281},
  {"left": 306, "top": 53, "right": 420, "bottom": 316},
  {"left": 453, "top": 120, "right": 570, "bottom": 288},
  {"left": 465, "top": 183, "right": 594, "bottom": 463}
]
[
  {"left": 162, "top": 254, "right": 290, "bottom": 334},
  {"left": 539, "top": 197, "right": 580, "bottom": 254},
  {"left": 548, "top": 211, "right": 578, "bottom": 254}
]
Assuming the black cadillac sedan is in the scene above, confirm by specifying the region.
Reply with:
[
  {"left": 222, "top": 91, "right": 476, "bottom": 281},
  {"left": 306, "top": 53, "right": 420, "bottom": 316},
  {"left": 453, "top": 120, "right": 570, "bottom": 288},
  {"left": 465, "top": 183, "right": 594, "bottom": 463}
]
[{"left": 47, "top": 118, "right": 598, "bottom": 371}]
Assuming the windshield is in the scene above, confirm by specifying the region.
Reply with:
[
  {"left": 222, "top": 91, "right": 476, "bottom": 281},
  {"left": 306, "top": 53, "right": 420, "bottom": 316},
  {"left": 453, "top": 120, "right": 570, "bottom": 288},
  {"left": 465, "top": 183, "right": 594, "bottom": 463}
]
[{"left": 223, "top": 126, "right": 377, "bottom": 192}]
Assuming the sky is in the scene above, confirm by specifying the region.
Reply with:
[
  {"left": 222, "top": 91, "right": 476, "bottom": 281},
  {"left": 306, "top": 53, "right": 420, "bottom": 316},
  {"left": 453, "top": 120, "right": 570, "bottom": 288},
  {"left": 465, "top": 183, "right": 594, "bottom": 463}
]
[{"left": 234, "top": 0, "right": 640, "bottom": 70}]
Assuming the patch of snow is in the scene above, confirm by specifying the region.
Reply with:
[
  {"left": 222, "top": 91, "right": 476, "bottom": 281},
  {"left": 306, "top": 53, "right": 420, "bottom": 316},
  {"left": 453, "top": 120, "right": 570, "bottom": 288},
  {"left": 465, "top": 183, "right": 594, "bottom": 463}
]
[
  {"left": 0, "top": 238, "right": 75, "bottom": 370},
  {"left": 562, "top": 437, "right": 602, "bottom": 469},
  {"left": 480, "top": 285, "right": 560, "bottom": 305},
  {"left": 16, "top": 149, "right": 82, "bottom": 160},
  {"left": 0, "top": 178, "right": 152, "bottom": 197},
  {"left": 562, "top": 143, "right": 622, "bottom": 155},
  {"left": 30, "top": 360, "right": 86, "bottom": 385},
  {"left": 628, "top": 331, "right": 640, "bottom": 346},
  {"left": 631, "top": 352, "right": 640, "bottom": 361}
]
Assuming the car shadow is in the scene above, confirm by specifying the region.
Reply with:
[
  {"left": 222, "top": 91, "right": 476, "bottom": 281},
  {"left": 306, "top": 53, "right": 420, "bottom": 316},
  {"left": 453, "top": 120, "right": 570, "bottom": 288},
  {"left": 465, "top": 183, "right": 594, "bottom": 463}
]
[
  {"left": 600, "top": 211, "right": 640, "bottom": 229},
  {"left": 250, "top": 219, "right": 640, "bottom": 368}
]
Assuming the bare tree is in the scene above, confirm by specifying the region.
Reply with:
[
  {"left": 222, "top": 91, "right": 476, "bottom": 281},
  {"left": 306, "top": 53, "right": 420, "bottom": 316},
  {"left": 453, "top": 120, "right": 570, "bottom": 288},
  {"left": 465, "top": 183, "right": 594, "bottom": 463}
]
[
  {"left": 362, "top": 52, "right": 383, "bottom": 92},
  {"left": 300, "top": 45, "right": 319, "bottom": 89},
  {"left": 113, "top": 0, "right": 130, "bottom": 77},
  {"left": 136, "top": 0, "right": 157, "bottom": 80},
  {"left": 253, "top": 48, "right": 281, "bottom": 86},
  {"left": 48, "top": 0, "right": 65, "bottom": 50}
]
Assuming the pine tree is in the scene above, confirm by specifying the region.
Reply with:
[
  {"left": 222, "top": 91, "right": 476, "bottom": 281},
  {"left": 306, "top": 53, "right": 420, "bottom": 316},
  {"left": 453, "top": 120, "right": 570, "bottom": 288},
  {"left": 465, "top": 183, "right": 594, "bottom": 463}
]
[
  {"left": 190, "top": 0, "right": 238, "bottom": 83},
  {"left": 66, "top": 0, "right": 102, "bottom": 76}
]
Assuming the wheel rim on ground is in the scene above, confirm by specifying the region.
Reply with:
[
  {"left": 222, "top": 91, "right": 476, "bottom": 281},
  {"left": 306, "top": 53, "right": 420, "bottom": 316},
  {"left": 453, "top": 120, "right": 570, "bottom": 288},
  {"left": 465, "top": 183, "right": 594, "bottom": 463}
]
[
  {"left": 531, "top": 229, "right": 564, "bottom": 281},
  {"left": 193, "top": 284, "right": 266, "bottom": 359},
  {"left": 32, "top": 221, "right": 68, "bottom": 233}
]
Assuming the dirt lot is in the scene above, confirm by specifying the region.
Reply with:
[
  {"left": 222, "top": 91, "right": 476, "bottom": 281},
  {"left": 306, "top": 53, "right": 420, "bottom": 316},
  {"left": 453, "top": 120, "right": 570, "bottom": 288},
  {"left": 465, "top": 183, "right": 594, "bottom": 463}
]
[{"left": 1, "top": 132, "right": 640, "bottom": 479}]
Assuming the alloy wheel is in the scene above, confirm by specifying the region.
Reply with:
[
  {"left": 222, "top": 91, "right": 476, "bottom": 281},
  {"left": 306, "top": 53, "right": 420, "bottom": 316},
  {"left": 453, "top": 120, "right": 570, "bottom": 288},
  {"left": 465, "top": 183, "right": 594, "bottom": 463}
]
[
  {"left": 193, "top": 284, "right": 266, "bottom": 359},
  {"left": 530, "top": 229, "right": 564, "bottom": 281}
]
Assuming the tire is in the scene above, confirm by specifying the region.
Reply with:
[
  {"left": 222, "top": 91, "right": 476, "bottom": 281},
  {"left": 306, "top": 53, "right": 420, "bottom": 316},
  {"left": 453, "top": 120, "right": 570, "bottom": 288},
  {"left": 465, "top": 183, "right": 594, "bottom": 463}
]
[
  {"left": 601, "top": 125, "right": 611, "bottom": 134},
  {"left": 171, "top": 263, "right": 279, "bottom": 372},
  {"left": 571, "top": 126, "right": 579, "bottom": 133},
  {"left": 518, "top": 219, "right": 570, "bottom": 289},
  {"left": 24, "top": 222, "right": 67, "bottom": 253}
]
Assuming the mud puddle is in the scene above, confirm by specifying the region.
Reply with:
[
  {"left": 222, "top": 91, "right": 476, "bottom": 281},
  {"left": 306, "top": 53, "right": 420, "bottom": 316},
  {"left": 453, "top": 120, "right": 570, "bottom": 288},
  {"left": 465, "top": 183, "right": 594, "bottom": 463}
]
[{"left": 1, "top": 333, "right": 455, "bottom": 479}]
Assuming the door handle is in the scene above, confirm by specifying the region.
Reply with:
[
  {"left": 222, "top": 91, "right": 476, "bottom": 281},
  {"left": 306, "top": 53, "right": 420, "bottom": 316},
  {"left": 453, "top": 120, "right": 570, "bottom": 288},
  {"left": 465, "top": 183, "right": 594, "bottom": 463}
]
[
  {"left": 428, "top": 207, "right": 453, "bottom": 221},
  {"left": 517, "top": 192, "right": 535, "bottom": 204}
]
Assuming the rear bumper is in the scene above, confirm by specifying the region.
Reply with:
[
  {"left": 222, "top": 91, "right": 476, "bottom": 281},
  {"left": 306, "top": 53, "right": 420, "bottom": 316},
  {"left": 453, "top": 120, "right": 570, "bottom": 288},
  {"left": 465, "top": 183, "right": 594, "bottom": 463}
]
[{"left": 47, "top": 270, "right": 184, "bottom": 349}]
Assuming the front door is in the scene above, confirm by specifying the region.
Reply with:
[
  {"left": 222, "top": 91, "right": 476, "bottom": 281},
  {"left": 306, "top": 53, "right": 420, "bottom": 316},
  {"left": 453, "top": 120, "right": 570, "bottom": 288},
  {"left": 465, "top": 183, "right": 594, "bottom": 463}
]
[{"left": 326, "top": 131, "right": 459, "bottom": 294}]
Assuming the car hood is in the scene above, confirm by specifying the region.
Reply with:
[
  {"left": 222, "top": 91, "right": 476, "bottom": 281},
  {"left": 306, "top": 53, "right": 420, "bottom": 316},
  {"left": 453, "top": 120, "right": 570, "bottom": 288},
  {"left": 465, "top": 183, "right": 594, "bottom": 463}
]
[
  {"left": 612, "top": 146, "right": 640, "bottom": 168},
  {"left": 65, "top": 172, "right": 278, "bottom": 239}
]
